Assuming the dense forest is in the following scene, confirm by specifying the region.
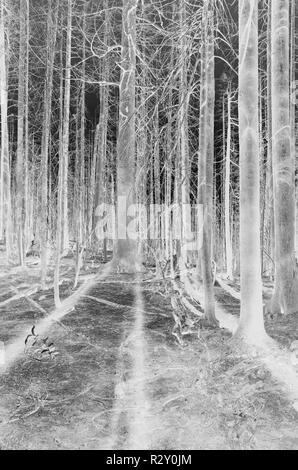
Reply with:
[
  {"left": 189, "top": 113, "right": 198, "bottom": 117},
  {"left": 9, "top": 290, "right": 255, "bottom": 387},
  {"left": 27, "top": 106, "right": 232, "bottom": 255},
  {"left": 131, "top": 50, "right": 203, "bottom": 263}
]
[{"left": 0, "top": 0, "right": 298, "bottom": 451}]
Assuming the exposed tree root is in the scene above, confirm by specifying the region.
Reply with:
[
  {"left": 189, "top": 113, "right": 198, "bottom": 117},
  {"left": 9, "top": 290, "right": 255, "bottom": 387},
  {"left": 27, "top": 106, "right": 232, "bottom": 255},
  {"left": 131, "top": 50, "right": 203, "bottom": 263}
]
[{"left": 215, "top": 298, "right": 298, "bottom": 410}]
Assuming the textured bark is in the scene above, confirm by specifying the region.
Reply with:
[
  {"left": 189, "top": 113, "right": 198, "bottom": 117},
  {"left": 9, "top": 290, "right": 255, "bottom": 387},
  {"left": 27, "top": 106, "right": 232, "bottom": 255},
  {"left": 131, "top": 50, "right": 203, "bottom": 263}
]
[
  {"left": 269, "top": 0, "right": 298, "bottom": 315},
  {"left": 78, "top": 3, "right": 86, "bottom": 247},
  {"left": 153, "top": 102, "right": 160, "bottom": 250},
  {"left": 224, "top": 87, "right": 233, "bottom": 280},
  {"left": 136, "top": 4, "right": 147, "bottom": 261},
  {"left": 40, "top": 0, "right": 58, "bottom": 288},
  {"left": 93, "top": 0, "right": 109, "bottom": 247},
  {"left": 165, "top": 38, "right": 174, "bottom": 267},
  {"left": 198, "top": 0, "right": 217, "bottom": 325},
  {"left": 16, "top": 0, "right": 28, "bottom": 265},
  {"left": 290, "top": 0, "right": 298, "bottom": 257},
  {"left": 23, "top": 1, "right": 29, "bottom": 253},
  {"left": 179, "top": 0, "right": 190, "bottom": 268},
  {"left": 0, "top": 0, "right": 12, "bottom": 256},
  {"left": 61, "top": 0, "right": 72, "bottom": 252},
  {"left": 54, "top": 41, "right": 65, "bottom": 308},
  {"left": 111, "top": 0, "right": 143, "bottom": 272},
  {"left": 236, "top": 0, "right": 265, "bottom": 342},
  {"left": 264, "top": 0, "right": 274, "bottom": 279}
]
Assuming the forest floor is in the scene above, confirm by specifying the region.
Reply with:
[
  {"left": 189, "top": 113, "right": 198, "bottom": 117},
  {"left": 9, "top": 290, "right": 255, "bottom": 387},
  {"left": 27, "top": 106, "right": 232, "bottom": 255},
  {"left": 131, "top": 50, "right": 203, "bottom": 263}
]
[{"left": 0, "top": 255, "right": 298, "bottom": 449}]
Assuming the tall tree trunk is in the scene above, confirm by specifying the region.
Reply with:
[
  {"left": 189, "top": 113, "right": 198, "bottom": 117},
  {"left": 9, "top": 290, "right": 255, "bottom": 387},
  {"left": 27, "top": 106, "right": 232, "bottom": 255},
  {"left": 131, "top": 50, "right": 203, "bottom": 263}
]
[
  {"left": 0, "top": 0, "right": 12, "bottom": 257},
  {"left": 16, "top": 0, "right": 28, "bottom": 265},
  {"left": 265, "top": 0, "right": 274, "bottom": 280},
  {"left": 54, "top": 26, "right": 66, "bottom": 307},
  {"left": 93, "top": 0, "right": 109, "bottom": 254},
  {"left": 221, "top": 91, "right": 226, "bottom": 272},
  {"left": 79, "top": 7, "right": 86, "bottom": 246},
  {"left": 111, "top": 0, "right": 142, "bottom": 272},
  {"left": 153, "top": 103, "right": 160, "bottom": 254},
  {"left": 290, "top": 0, "right": 298, "bottom": 257},
  {"left": 260, "top": 78, "right": 267, "bottom": 277},
  {"left": 23, "top": 0, "right": 29, "bottom": 253},
  {"left": 61, "top": 0, "right": 72, "bottom": 253},
  {"left": 74, "top": 1, "right": 86, "bottom": 254},
  {"left": 40, "top": 0, "right": 58, "bottom": 288},
  {"left": 225, "top": 86, "right": 233, "bottom": 279},
  {"left": 179, "top": 0, "right": 190, "bottom": 268},
  {"left": 165, "top": 42, "right": 174, "bottom": 267},
  {"left": 198, "top": 0, "right": 217, "bottom": 325},
  {"left": 269, "top": 0, "right": 298, "bottom": 315},
  {"left": 236, "top": 0, "right": 265, "bottom": 342},
  {"left": 136, "top": 2, "right": 147, "bottom": 261}
]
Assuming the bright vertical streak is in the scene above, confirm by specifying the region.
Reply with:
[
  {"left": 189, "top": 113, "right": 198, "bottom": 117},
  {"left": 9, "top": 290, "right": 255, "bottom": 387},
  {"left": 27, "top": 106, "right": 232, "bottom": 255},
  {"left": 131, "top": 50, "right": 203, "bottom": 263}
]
[
  {"left": 127, "top": 280, "right": 149, "bottom": 449},
  {"left": 237, "top": 0, "right": 265, "bottom": 342}
]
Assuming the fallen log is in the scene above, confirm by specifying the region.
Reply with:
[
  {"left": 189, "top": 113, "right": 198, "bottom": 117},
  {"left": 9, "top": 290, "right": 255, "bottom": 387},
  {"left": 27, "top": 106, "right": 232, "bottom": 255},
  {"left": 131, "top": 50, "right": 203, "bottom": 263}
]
[
  {"left": 82, "top": 294, "right": 168, "bottom": 318},
  {"left": 0, "top": 274, "right": 73, "bottom": 308},
  {"left": 0, "top": 286, "right": 40, "bottom": 307},
  {"left": 215, "top": 276, "right": 241, "bottom": 301}
]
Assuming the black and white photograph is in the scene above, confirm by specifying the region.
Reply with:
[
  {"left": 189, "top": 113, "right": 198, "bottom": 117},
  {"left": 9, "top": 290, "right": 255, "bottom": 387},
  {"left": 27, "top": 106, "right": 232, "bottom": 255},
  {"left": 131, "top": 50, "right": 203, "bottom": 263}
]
[{"left": 0, "top": 0, "right": 298, "bottom": 452}]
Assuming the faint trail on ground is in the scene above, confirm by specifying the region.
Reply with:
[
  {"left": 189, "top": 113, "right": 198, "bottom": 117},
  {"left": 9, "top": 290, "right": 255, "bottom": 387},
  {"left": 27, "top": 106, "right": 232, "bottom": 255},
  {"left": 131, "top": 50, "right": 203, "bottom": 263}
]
[
  {"left": 126, "top": 279, "right": 151, "bottom": 449},
  {"left": 0, "top": 264, "right": 112, "bottom": 373},
  {"left": 108, "top": 276, "right": 155, "bottom": 450}
]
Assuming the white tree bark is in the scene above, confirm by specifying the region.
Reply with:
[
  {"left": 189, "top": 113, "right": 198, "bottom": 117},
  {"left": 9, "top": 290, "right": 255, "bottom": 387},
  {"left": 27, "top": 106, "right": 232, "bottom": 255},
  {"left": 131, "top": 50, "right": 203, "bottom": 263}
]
[
  {"left": 269, "top": 0, "right": 298, "bottom": 315},
  {"left": 224, "top": 87, "right": 233, "bottom": 280},
  {"left": 61, "top": 0, "right": 72, "bottom": 253},
  {"left": 111, "top": 0, "right": 143, "bottom": 272},
  {"left": 236, "top": 0, "right": 265, "bottom": 342},
  {"left": 0, "top": 0, "right": 12, "bottom": 257},
  {"left": 16, "top": 0, "right": 28, "bottom": 265},
  {"left": 179, "top": 0, "right": 190, "bottom": 269},
  {"left": 40, "top": 0, "right": 58, "bottom": 287},
  {"left": 93, "top": 11, "right": 109, "bottom": 257},
  {"left": 54, "top": 5, "right": 72, "bottom": 306},
  {"left": 198, "top": 0, "right": 217, "bottom": 325}
]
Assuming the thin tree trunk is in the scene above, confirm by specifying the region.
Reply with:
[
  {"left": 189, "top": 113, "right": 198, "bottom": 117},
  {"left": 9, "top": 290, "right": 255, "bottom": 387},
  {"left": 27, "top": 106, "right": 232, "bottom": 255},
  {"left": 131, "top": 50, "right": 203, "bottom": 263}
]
[
  {"left": 16, "top": 0, "right": 27, "bottom": 266},
  {"left": 179, "top": 0, "right": 190, "bottom": 269},
  {"left": 0, "top": 0, "right": 12, "bottom": 257},
  {"left": 136, "top": 3, "right": 147, "bottom": 261},
  {"left": 41, "top": 0, "right": 58, "bottom": 288},
  {"left": 153, "top": 103, "right": 160, "bottom": 250},
  {"left": 93, "top": 0, "right": 109, "bottom": 254},
  {"left": 61, "top": 0, "right": 72, "bottom": 253},
  {"left": 165, "top": 54, "right": 174, "bottom": 267},
  {"left": 225, "top": 87, "right": 233, "bottom": 279},
  {"left": 265, "top": 0, "right": 274, "bottom": 280},
  {"left": 79, "top": 7, "right": 86, "bottom": 246},
  {"left": 54, "top": 30, "right": 65, "bottom": 307},
  {"left": 23, "top": 0, "right": 29, "bottom": 253}
]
